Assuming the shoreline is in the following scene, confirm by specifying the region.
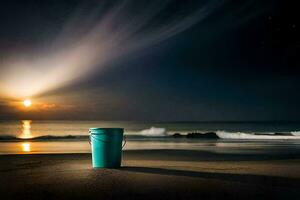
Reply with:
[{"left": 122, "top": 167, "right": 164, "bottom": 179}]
[{"left": 1, "top": 150, "right": 300, "bottom": 199}]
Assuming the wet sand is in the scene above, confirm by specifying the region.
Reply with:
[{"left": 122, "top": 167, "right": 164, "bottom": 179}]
[{"left": 0, "top": 150, "right": 300, "bottom": 200}]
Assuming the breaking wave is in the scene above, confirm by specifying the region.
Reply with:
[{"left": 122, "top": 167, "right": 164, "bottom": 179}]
[
  {"left": 291, "top": 131, "right": 300, "bottom": 136},
  {"left": 216, "top": 131, "right": 300, "bottom": 140},
  {"left": 139, "top": 127, "right": 168, "bottom": 137}
]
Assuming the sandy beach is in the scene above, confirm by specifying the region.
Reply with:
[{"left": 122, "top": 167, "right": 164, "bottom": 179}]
[{"left": 1, "top": 150, "right": 299, "bottom": 200}]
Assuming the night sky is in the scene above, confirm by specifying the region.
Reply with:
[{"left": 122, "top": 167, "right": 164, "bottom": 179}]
[{"left": 0, "top": 0, "right": 299, "bottom": 121}]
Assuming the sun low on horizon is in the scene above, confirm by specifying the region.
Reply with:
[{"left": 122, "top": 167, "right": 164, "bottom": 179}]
[
  {"left": 10, "top": 97, "right": 60, "bottom": 113},
  {"left": 23, "top": 99, "right": 32, "bottom": 108}
]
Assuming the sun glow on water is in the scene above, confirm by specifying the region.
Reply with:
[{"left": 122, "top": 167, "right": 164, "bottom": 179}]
[
  {"left": 21, "top": 143, "right": 31, "bottom": 152},
  {"left": 21, "top": 120, "right": 32, "bottom": 139}
]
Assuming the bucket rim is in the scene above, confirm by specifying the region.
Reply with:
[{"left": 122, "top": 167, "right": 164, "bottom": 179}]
[
  {"left": 90, "top": 128, "right": 123, "bottom": 130},
  {"left": 89, "top": 128, "right": 124, "bottom": 134}
]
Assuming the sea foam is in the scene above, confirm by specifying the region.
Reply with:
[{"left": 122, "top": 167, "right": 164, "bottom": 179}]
[
  {"left": 216, "top": 131, "right": 300, "bottom": 140},
  {"left": 139, "top": 127, "right": 167, "bottom": 137},
  {"left": 291, "top": 131, "right": 300, "bottom": 136}
]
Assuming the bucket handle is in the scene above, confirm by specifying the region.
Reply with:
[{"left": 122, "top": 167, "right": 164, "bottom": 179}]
[
  {"left": 89, "top": 134, "right": 127, "bottom": 149},
  {"left": 122, "top": 136, "right": 126, "bottom": 149}
]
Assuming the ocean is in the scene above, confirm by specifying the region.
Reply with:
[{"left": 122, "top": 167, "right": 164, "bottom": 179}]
[{"left": 0, "top": 120, "right": 300, "bottom": 154}]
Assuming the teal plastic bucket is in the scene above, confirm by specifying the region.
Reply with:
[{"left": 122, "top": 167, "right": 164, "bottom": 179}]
[{"left": 89, "top": 128, "right": 124, "bottom": 168}]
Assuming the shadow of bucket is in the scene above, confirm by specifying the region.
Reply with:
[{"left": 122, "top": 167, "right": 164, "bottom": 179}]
[{"left": 89, "top": 128, "right": 125, "bottom": 168}]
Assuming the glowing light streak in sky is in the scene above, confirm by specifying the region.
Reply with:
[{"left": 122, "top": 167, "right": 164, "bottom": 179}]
[{"left": 0, "top": 0, "right": 224, "bottom": 100}]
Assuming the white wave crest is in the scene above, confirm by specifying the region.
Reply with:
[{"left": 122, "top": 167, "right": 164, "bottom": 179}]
[
  {"left": 139, "top": 127, "right": 167, "bottom": 137},
  {"left": 291, "top": 131, "right": 300, "bottom": 136},
  {"left": 216, "top": 131, "right": 300, "bottom": 140}
]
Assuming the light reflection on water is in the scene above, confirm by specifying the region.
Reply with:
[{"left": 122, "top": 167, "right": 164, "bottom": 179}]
[
  {"left": 0, "top": 140, "right": 299, "bottom": 155},
  {"left": 1, "top": 141, "right": 90, "bottom": 154},
  {"left": 20, "top": 120, "right": 32, "bottom": 139},
  {"left": 21, "top": 142, "right": 31, "bottom": 152}
]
